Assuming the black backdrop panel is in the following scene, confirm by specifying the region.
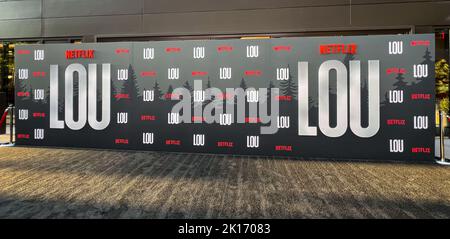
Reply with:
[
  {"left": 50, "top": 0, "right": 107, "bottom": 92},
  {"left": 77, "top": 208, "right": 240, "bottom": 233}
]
[{"left": 15, "top": 34, "right": 435, "bottom": 160}]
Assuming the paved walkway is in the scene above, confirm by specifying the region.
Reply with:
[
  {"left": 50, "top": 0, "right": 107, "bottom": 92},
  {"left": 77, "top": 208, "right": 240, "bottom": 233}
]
[{"left": 0, "top": 146, "right": 449, "bottom": 218}]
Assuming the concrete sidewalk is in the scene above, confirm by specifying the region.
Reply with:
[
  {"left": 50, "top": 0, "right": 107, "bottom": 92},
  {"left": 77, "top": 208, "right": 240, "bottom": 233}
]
[{"left": 0, "top": 146, "right": 449, "bottom": 218}]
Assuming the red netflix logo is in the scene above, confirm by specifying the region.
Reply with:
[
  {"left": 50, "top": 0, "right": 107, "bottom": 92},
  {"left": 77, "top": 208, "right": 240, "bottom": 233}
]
[
  {"left": 245, "top": 117, "right": 261, "bottom": 123},
  {"left": 217, "top": 45, "right": 233, "bottom": 52},
  {"left": 141, "top": 115, "right": 156, "bottom": 121},
  {"left": 192, "top": 71, "right": 208, "bottom": 76},
  {"left": 17, "top": 134, "right": 30, "bottom": 139},
  {"left": 386, "top": 68, "right": 406, "bottom": 75},
  {"left": 164, "top": 93, "right": 180, "bottom": 99},
  {"left": 273, "top": 45, "right": 292, "bottom": 52},
  {"left": 276, "top": 96, "right": 292, "bottom": 101},
  {"left": 33, "top": 112, "right": 46, "bottom": 118},
  {"left": 320, "top": 43, "right": 357, "bottom": 54},
  {"left": 115, "top": 138, "right": 129, "bottom": 144},
  {"left": 166, "top": 47, "right": 181, "bottom": 53},
  {"left": 140, "top": 71, "right": 157, "bottom": 77},
  {"left": 411, "top": 147, "right": 431, "bottom": 153},
  {"left": 114, "top": 94, "right": 129, "bottom": 99},
  {"left": 33, "top": 71, "right": 46, "bottom": 77},
  {"left": 165, "top": 139, "right": 181, "bottom": 145},
  {"left": 192, "top": 116, "right": 206, "bottom": 122},
  {"left": 244, "top": 70, "right": 261, "bottom": 76},
  {"left": 17, "top": 49, "right": 31, "bottom": 55},
  {"left": 217, "top": 141, "right": 233, "bottom": 147},
  {"left": 65, "top": 49, "right": 94, "bottom": 59},
  {"left": 115, "top": 48, "right": 129, "bottom": 54},
  {"left": 410, "top": 40, "right": 430, "bottom": 46},
  {"left": 387, "top": 119, "right": 406, "bottom": 125},
  {"left": 275, "top": 145, "right": 292, "bottom": 151},
  {"left": 17, "top": 92, "right": 30, "bottom": 97},
  {"left": 411, "top": 93, "right": 431, "bottom": 100},
  {"left": 217, "top": 93, "right": 232, "bottom": 100}
]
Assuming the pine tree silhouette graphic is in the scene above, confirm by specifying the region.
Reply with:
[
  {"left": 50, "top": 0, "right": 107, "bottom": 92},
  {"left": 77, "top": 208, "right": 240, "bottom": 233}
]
[
  {"left": 384, "top": 72, "right": 406, "bottom": 105},
  {"left": 279, "top": 64, "right": 297, "bottom": 100},
  {"left": 393, "top": 72, "right": 407, "bottom": 90},
  {"left": 239, "top": 78, "right": 247, "bottom": 91},
  {"left": 166, "top": 84, "right": 174, "bottom": 96},
  {"left": 182, "top": 80, "right": 195, "bottom": 105},
  {"left": 343, "top": 53, "right": 355, "bottom": 69},
  {"left": 403, "top": 48, "right": 434, "bottom": 101},
  {"left": 121, "top": 64, "right": 139, "bottom": 101},
  {"left": 203, "top": 78, "right": 214, "bottom": 106},
  {"left": 264, "top": 81, "right": 276, "bottom": 115},
  {"left": 267, "top": 81, "right": 275, "bottom": 102},
  {"left": 421, "top": 48, "right": 433, "bottom": 65},
  {"left": 153, "top": 80, "right": 163, "bottom": 101},
  {"left": 183, "top": 80, "right": 193, "bottom": 92},
  {"left": 234, "top": 78, "right": 247, "bottom": 106},
  {"left": 111, "top": 79, "right": 119, "bottom": 102}
]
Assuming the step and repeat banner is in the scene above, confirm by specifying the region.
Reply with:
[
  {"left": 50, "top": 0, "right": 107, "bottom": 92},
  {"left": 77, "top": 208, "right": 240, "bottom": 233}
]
[{"left": 15, "top": 34, "right": 435, "bottom": 160}]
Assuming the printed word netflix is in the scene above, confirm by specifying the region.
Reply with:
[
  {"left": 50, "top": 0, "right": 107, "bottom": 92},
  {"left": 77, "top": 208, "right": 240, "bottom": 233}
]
[{"left": 65, "top": 49, "right": 95, "bottom": 59}]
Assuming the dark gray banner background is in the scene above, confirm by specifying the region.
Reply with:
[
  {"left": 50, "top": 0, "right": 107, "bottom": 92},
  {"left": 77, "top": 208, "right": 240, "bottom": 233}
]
[{"left": 15, "top": 34, "right": 435, "bottom": 161}]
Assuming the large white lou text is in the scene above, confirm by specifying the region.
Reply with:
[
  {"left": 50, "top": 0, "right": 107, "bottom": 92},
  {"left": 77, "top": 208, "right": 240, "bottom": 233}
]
[
  {"left": 298, "top": 60, "right": 380, "bottom": 138},
  {"left": 49, "top": 63, "right": 111, "bottom": 130}
]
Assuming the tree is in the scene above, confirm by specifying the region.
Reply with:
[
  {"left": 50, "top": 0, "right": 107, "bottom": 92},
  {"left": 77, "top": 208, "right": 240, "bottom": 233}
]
[
  {"left": 234, "top": 78, "right": 248, "bottom": 105},
  {"left": 267, "top": 81, "right": 275, "bottom": 102},
  {"left": 343, "top": 53, "right": 355, "bottom": 69},
  {"left": 203, "top": 79, "right": 214, "bottom": 106},
  {"left": 166, "top": 84, "right": 174, "bottom": 95},
  {"left": 111, "top": 80, "right": 119, "bottom": 101},
  {"left": 206, "top": 78, "right": 212, "bottom": 89},
  {"left": 121, "top": 64, "right": 139, "bottom": 101},
  {"left": 239, "top": 78, "right": 247, "bottom": 91},
  {"left": 435, "top": 58, "right": 449, "bottom": 163},
  {"left": 183, "top": 80, "right": 194, "bottom": 104},
  {"left": 279, "top": 64, "right": 297, "bottom": 99},
  {"left": 183, "top": 80, "right": 193, "bottom": 92},
  {"left": 153, "top": 80, "right": 163, "bottom": 100},
  {"left": 422, "top": 48, "right": 433, "bottom": 65},
  {"left": 436, "top": 59, "right": 449, "bottom": 114},
  {"left": 393, "top": 73, "right": 407, "bottom": 90}
]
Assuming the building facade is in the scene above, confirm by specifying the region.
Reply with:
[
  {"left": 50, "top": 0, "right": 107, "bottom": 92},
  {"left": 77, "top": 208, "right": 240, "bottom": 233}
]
[{"left": 0, "top": 0, "right": 448, "bottom": 41}]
